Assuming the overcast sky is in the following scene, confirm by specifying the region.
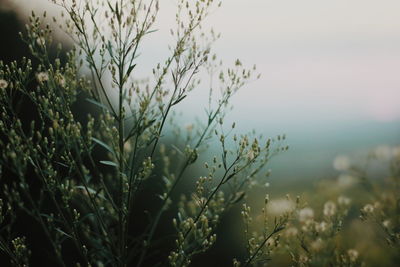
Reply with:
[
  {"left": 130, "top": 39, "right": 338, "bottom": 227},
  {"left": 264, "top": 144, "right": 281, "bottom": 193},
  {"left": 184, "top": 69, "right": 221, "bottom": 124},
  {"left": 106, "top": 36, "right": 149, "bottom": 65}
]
[
  {"left": 209, "top": 0, "right": 400, "bottom": 124},
  {"left": 9, "top": 0, "right": 400, "bottom": 128}
]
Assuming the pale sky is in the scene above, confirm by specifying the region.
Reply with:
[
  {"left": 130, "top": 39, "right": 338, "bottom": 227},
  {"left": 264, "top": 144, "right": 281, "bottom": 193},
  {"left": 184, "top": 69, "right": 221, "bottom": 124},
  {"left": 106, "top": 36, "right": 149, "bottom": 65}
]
[
  {"left": 8, "top": 0, "right": 400, "bottom": 125},
  {"left": 156, "top": 0, "right": 400, "bottom": 124},
  {"left": 206, "top": 0, "right": 400, "bottom": 124}
]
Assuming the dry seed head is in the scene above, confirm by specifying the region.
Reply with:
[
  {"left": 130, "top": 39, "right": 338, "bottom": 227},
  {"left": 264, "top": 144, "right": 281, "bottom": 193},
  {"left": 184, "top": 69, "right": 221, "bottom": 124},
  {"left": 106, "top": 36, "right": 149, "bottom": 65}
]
[
  {"left": 0, "top": 79, "right": 8, "bottom": 89},
  {"left": 267, "top": 198, "right": 295, "bottom": 216},
  {"left": 382, "top": 220, "right": 390, "bottom": 228},
  {"left": 362, "top": 204, "right": 374, "bottom": 213},
  {"left": 347, "top": 249, "right": 359, "bottom": 262},
  {"left": 315, "top": 221, "right": 328, "bottom": 232},
  {"left": 55, "top": 74, "right": 66, "bottom": 87},
  {"left": 333, "top": 155, "right": 350, "bottom": 171},
  {"left": 298, "top": 207, "right": 314, "bottom": 223},
  {"left": 36, "top": 72, "right": 49, "bottom": 82},
  {"left": 323, "top": 201, "right": 337, "bottom": 217}
]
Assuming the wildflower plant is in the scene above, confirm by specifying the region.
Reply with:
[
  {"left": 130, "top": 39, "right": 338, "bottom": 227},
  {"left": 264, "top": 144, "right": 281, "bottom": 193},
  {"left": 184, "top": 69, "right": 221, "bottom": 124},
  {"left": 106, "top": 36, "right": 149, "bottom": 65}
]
[
  {"left": 233, "top": 192, "right": 361, "bottom": 267},
  {"left": 236, "top": 194, "right": 292, "bottom": 267},
  {"left": 332, "top": 145, "right": 400, "bottom": 254},
  {"left": 359, "top": 146, "right": 400, "bottom": 248},
  {"left": 273, "top": 196, "right": 360, "bottom": 267},
  {"left": 0, "top": 0, "right": 287, "bottom": 266}
]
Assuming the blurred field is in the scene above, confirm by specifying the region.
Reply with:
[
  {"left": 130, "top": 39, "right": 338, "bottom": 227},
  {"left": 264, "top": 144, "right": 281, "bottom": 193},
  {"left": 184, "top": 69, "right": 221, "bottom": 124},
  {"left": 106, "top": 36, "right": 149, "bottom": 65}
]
[{"left": 222, "top": 145, "right": 400, "bottom": 266}]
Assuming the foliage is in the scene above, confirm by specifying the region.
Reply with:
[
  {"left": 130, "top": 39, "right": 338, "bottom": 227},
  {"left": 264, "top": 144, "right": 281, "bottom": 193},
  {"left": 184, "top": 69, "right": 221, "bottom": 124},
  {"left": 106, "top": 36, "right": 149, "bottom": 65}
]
[{"left": 0, "top": 1, "right": 287, "bottom": 266}]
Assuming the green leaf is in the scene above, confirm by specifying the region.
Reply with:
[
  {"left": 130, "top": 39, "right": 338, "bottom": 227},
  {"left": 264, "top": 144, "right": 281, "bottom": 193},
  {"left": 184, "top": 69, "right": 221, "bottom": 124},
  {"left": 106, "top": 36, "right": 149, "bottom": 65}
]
[
  {"left": 84, "top": 174, "right": 92, "bottom": 183},
  {"left": 115, "top": 2, "right": 120, "bottom": 22},
  {"left": 54, "top": 161, "right": 69, "bottom": 168},
  {"left": 162, "top": 176, "right": 171, "bottom": 186},
  {"left": 230, "top": 191, "right": 246, "bottom": 204},
  {"left": 100, "top": 160, "right": 118, "bottom": 167},
  {"left": 126, "top": 64, "right": 136, "bottom": 77},
  {"left": 145, "top": 29, "right": 158, "bottom": 35},
  {"left": 86, "top": 98, "right": 109, "bottom": 111},
  {"left": 75, "top": 185, "right": 97, "bottom": 195},
  {"left": 172, "top": 95, "right": 187, "bottom": 106},
  {"left": 55, "top": 228, "right": 73, "bottom": 239},
  {"left": 75, "top": 186, "right": 106, "bottom": 201},
  {"left": 92, "top": 137, "right": 115, "bottom": 156},
  {"left": 107, "top": 40, "right": 114, "bottom": 58},
  {"left": 107, "top": 1, "right": 114, "bottom": 12},
  {"left": 171, "top": 144, "right": 184, "bottom": 156}
]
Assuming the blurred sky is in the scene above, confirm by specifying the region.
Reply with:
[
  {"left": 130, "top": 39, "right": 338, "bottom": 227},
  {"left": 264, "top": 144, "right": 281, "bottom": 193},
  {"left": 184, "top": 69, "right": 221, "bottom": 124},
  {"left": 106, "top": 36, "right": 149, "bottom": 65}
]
[
  {"left": 214, "top": 0, "right": 400, "bottom": 123},
  {"left": 5, "top": 0, "right": 400, "bottom": 180}
]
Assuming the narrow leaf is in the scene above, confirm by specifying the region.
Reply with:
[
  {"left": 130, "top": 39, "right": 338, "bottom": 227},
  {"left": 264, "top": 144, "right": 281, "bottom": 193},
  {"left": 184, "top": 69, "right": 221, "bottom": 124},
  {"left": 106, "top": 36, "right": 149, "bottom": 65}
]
[
  {"left": 172, "top": 95, "right": 187, "bottom": 105},
  {"left": 55, "top": 228, "right": 73, "bottom": 239},
  {"left": 100, "top": 160, "right": 118, "bottom": 167},
  {"left": 54, "top": 161, "right": 69, "bottom": 168},
  {"left": 107, "top": 1, "right": 114, "bottom": 12},
  {"left": 171, "top": 144, "right": 184, "bottom": 156},
  {"left": 145, "top": 29, "right": 158, "bottom": 35},
  {"left": 230, "top": 191, "right": 246, "bottom": 204},
  {"left": 75, "top": 186, "right": 106, "bottom": 201},
  {"left": 107, "top": 40, "right": 114, "bottom": 58},
  {"left": 92, "top": 137, "right": 115, "bottom": 155},
  {"left": 126, "top": 64, "right": 137, "bottom": 77},
  {"left": 86, "top": 98, "right": 109, "bottom": 111}
]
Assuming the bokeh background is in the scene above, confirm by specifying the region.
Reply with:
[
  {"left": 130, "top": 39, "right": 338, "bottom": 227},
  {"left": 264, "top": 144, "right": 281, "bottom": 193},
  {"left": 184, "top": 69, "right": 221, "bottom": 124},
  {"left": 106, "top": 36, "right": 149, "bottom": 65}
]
[{"left": 1, "top": 0, "right": 399, "bottom": 265}]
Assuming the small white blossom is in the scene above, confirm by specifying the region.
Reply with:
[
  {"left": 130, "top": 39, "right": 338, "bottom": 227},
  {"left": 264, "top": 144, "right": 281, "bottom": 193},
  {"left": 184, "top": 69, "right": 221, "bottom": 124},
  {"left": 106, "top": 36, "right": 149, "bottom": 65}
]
[
  {"left": 382, "top": 220, "right": 390, "bottom": 228},
  {"left": 323, "top": 201, "right": 337, "bottom": 217},
  {"left": 247, "top": 150, "right": 255, "bottom": 161},
  {"left": 37, "top": 72, "right": 49, "bottom": 82},
  {"left": 347, "top": 249, "right": 359, "bottom": 262},
  {"left": 267, "top": 198, "right": 295, "bottom": 216},
  {"left": 285, "top": 227, "right": 298, "bottom": 237},
  {"left": 124, "top": 141, "right": 132, "bottom": 153},
  {"left": 56, "top": 74, "right": 66, "bottom": 87},
  {"left": 315, "top": 221, "right": 328, "bottom": 232},
  {"left": 362, "top": 204, "right": 374, "bottom": 213},
  {"left": 333, "top": 155, "right": 350, "bottom": 171},
  {"left": 298, "top": 207, "right": 314, "bottom": 223},
  {"left": 0, "top": 79, "right": 8, "bottom": 89},
  {"left": 266, "top": 238, "right": 275, "bottom": 247},
  {"left": 36, "top": 37, "right": 46, "bottom": 46},
  {"left": 299, "top": 254, "right": 308, "bottom": 263}
]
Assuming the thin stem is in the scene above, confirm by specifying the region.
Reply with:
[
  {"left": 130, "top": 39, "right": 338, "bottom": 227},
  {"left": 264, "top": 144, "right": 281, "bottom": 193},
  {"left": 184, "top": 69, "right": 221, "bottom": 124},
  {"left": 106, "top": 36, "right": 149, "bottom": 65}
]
[
  {"left": 117, "top": 0, "right": 126, "bottom": 263},
  {"left": 243, "top": 224, "right": 285, "bottom": 267}
]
